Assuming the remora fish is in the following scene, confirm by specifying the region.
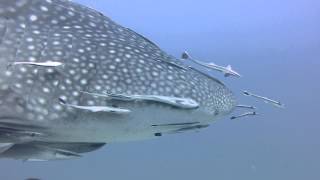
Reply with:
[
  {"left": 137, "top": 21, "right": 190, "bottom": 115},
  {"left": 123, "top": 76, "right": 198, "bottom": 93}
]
[
  {"left": 243, "top": 90, "right": 285, "bottom": 108},
  {"left": 181, "top": 51, "right": 241, "bottom": 78},
  {"left": 0, "top": 0, "right": 236, "bottom": 161}
]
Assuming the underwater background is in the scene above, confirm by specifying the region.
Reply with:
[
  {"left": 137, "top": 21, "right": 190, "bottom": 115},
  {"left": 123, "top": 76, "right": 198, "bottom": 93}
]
[{"left": 1, "top": 0, "right": 319, "bottom": 179}]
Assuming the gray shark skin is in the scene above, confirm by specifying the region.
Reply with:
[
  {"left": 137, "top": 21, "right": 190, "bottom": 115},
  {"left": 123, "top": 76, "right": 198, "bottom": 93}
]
[{"left": 0, "top": 0, "right": 236, "bottom": 161}]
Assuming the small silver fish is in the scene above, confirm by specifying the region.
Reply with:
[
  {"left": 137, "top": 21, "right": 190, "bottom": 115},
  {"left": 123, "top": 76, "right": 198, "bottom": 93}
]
[
  {"left": 243, "top": 91, "right": 285, "bottom": 108},
  {"left": 236, "top": 104, "right": 256, "bottom": 110},
  {"left": 7, "top": 61, "right": 63, "bottom": 69},
  {"left": 58, "top": 98, "right": 131, "bottom": 114},
  {"left": 231, "top": 112, "right": 258, "bottom": 120},
  {"left": 80, "top": 91, "right": 200, "bottom": 109},
  {"left": 181, "top": 51, "right": 241, "bottom": 78}
]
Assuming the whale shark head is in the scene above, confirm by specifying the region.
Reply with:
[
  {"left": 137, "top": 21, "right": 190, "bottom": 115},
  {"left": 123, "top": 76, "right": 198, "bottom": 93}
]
[{"left": 0, "top": 0, "right": 237, "bottom": 160}]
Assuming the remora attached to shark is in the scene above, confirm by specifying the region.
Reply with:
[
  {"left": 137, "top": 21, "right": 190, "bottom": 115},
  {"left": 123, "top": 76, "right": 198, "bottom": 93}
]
[{"left": 0, "top": 0, "right": 236, "bottom": 161}]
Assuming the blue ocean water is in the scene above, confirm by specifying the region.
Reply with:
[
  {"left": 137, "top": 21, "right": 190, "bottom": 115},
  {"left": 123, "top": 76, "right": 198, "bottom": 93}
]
[{"left": 1, "top": 0, "right": 319, "bottom": 179}]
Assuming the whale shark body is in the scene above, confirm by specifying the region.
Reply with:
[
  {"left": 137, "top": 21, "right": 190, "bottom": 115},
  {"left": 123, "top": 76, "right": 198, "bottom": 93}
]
[{"left": 0, "top": 0, "right": 236, "bottom": 161}]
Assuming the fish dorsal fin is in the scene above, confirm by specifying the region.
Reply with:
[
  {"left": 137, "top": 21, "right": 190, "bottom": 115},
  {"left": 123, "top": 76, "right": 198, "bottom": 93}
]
[
  {"left": 226, "top": 65, "right": 232, "bottom": 70},
  {"left": 181, "top": 51, "right": 190, "bottom": 60}
]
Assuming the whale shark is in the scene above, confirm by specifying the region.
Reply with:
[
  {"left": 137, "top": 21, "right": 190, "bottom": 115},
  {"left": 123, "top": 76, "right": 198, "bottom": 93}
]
[{"left": 0, "top": 0, "right": 236, "bottom": 161}]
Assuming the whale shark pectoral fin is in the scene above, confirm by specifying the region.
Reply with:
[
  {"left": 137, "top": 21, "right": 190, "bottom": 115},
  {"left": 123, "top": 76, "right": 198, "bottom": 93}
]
[
  {"left": 23, "top": 146, "right": 82, "bottom": 161},
  {"left": 0, "top": 143, "right": 14, "bottom": 154},
  {"left": 35, "top": 145, "right": 82, "bottom": 158},
  {"left": 33, "top": 142, "right": 106, "bottom": 154},
  {"left": 2, "top": 144, "right": 82, "bottom": 161},
  {"left": 0, "top": 142, "right": 106, "bottom": 161}
]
